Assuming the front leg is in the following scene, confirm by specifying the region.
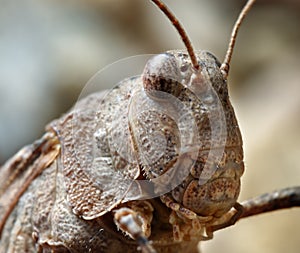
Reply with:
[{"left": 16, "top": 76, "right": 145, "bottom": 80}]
[{"left": 113, "top": 201, "right": 156, "bottom": 253}]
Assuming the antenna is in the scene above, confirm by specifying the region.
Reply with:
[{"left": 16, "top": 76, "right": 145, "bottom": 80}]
[
  {"left": 150, "top": 0, "right": 200, "bottom": 70},
  {"left": 221, "top": 0, "right": 257, "bottom": 78}
]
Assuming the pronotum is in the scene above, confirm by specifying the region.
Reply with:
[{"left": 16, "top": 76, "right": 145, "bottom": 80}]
[{"left": 0, "top": 0, "right": 300, "bottom": 253}]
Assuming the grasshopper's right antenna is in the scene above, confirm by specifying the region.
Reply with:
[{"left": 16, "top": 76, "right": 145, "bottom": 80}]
[{"left": 221, "top": 0, "right": 256, "bottom": 79}]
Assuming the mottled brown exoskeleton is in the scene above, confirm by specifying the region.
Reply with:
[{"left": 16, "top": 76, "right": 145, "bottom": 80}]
[{"left": 2, "top": 0, "right": 294, "bottom": 252}]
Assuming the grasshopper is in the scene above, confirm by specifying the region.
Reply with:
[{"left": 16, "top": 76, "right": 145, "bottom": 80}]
[{"left": 1, "top": 0, "right": 299, "bottom": 252}]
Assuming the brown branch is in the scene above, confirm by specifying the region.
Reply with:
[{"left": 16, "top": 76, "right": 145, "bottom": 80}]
[
  {"left": 210, "top": 186, "right": 300, "bottom": 233},
  {"left": 240, "top": 186, "right": 300, "bottom": 218}
]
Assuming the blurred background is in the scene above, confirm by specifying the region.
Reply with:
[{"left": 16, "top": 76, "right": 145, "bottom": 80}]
[{"left": 0, "top": 0, "right": 299, "bottom": 252}]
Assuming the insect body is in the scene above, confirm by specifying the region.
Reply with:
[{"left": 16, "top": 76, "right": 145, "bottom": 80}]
[{"left": 0, "top": 0, "right": 257, "bottom": 252}]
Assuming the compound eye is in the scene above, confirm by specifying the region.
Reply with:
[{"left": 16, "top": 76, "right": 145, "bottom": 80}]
[{"left": 142, "top": 53, "right": 182, "bottom": 100}]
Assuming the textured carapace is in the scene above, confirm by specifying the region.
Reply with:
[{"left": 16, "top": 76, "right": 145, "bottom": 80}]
[{"left": 49, "top": 48, "right": 243, "bottom": 221}]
